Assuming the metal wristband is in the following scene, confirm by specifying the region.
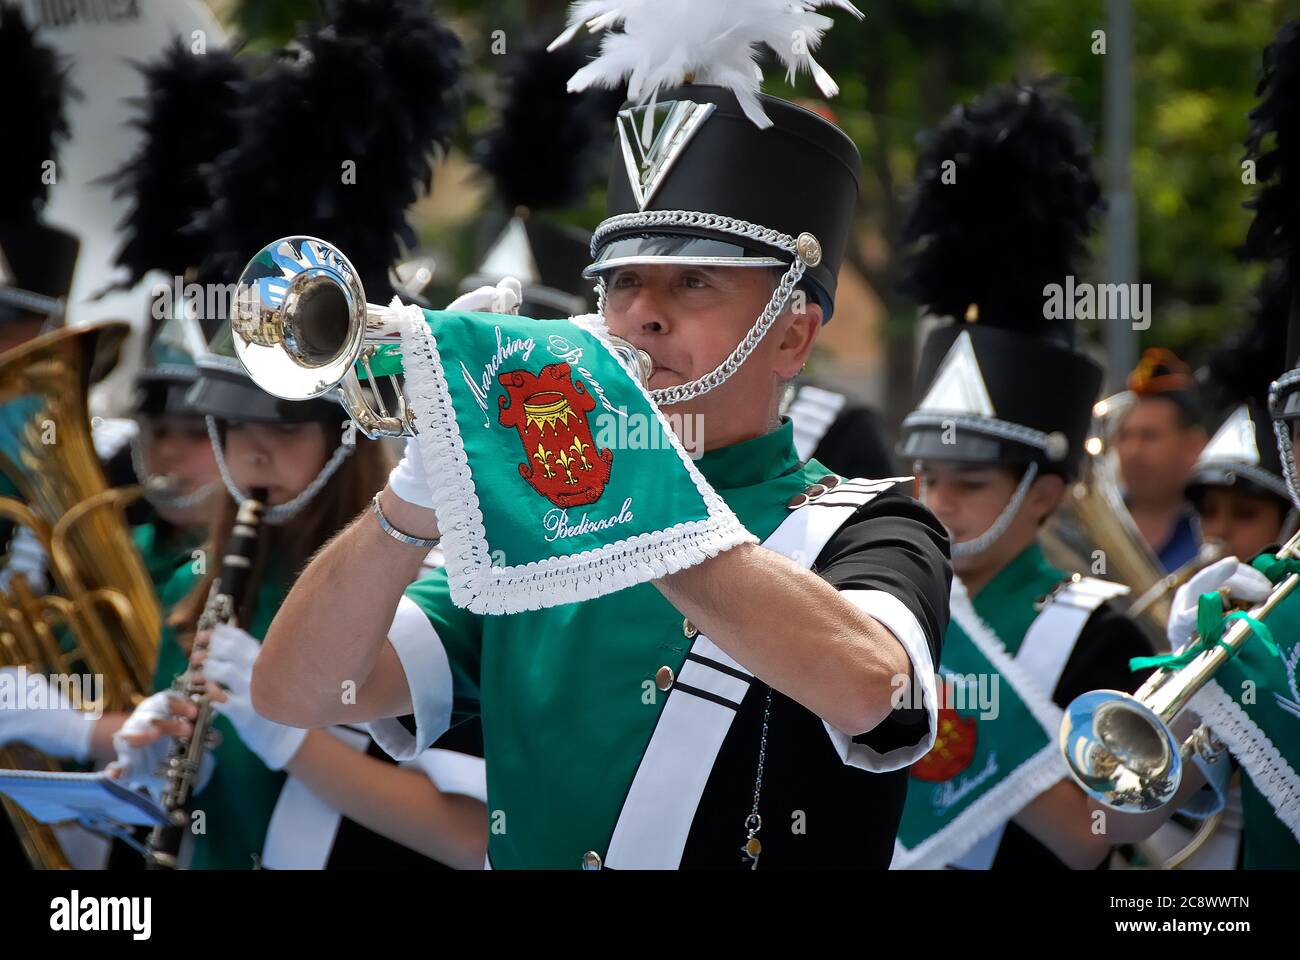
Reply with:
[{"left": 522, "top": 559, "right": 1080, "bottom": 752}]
[{"left": 370, "top": 492, "right": 441, "bottom": 549}]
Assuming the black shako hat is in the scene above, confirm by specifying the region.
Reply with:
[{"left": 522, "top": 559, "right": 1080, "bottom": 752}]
[
  {"left": 133, "top": 314, "right": 210, "bottom": 418},
  {"left": 549, "top": 1, "right": 864, "bottom": 324},
  {"left": 896, "top": 81, "right": 1105, "bottom": 479},
  {"left": 1186, "top": 400, "right": 1289, "bottom": 507},
  {"left": 584, "top": 84, "right": 861, "bottom": 320}
]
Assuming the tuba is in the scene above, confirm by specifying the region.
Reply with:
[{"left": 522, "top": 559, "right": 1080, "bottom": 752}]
[
  {"left": 1059, "top": 525, "right": 1300, "bottom": 813},
  {"left": 230, "top": 236, "right": 652, "bottom": 438},
  {"left": 1042, "top": 391, "right": 1223, "bottom": 650},
  {"left": 0, "top": 322, "right": 161, "bottom": 868},
  {"left": 1041, "top": 392, "right": 1188, "bottom": 648}
]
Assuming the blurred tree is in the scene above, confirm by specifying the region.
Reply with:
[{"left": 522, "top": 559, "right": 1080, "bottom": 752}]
[{"left": 216, "top": 0, "right": 1292, "bottom": 426}]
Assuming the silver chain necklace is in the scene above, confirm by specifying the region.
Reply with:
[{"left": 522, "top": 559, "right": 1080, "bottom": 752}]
[{"left": 741, "top": 686, "right": 774, "bottom": 869}]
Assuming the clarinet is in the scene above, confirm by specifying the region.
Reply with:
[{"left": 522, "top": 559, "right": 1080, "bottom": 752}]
[{"left": 146, "top": 489, "right": 267, "bottom": 869}]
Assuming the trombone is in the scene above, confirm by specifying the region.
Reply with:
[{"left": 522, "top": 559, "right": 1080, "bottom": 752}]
[
  {"left": 1060, "top": 526, "right": 1300, "bottom": 812},
  {"left": 230, "top": 236, "right": 650, "bottom": 439}
]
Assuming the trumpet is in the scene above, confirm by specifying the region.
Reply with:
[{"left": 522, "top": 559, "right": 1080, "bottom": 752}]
[
  {"left": 1060, "top": 527, "right": 1300, "bottom": 812},
  {"left": 231, "top": 236, "right": 652, "bottom": 439}
]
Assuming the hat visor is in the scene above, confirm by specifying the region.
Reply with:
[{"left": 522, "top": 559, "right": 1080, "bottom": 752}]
[
  {"left": 186, "top": 371, "right": 342, "bottom": 424},
  {"left": 1186, "top": 462, "right": 1290, "bottom": 505},
  {"left": 583, "top": 234, "right": 787, "bottom": 278},
  {"left": 897, "top": 425, "right": 1042, "bottom": 467}
]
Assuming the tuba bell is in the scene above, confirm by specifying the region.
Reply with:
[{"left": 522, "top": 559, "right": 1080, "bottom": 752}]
[
  {"left": 230, "top": 236, "right": 652, "bottom": 438},
  {"left": 0, "top": 322, "right": 162, "bottom": 868}
]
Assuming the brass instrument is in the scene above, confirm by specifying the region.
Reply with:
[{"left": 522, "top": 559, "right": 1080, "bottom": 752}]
[
  {"left": 147, "top": 491, "right": 266, "bottom": 870},
  {"left": 1060, "top": 526, "right": 1300, "bottom": 812},
  {"left": 230, "top": 236, "right": 652, "bottom": 438},
  {"left": 1041, "top": 391, "right": 1180, "bottom": 649},
  {"left": 0, "top": 323, "right": 162, "bottom": 868}
]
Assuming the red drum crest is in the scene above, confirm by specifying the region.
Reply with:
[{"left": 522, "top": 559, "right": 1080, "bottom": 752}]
[{"left": 498, "top": 362, "right": 613, "bottom": 507}]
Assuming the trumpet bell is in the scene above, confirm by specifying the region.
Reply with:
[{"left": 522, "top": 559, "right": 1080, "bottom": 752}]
[
  {"left": 231, "top": 236, "right": 366, "bottom": 402},
  {"left": 1059, "top": 689, "right": 1183, "bottom": 812}
]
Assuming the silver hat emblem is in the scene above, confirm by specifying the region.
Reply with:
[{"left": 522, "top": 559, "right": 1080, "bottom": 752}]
[{"left": 616, "top": 100, "right": 715, "bottom": 211}]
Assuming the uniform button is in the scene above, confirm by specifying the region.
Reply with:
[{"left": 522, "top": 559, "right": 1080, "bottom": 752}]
[
  {"left": 804, "top": 482, "right": 828, "bottom": 500},
  {"left": 656, "top": 665, "right": 675, "bottom": 691},
  {"left": 683, "top": 618, "right": 698, "bottom": 639},
  {"left": 819, "top": 475, "right": 840, "bottom": 489},
  {"left": 581, "top": 850, "right": 603, "bottom": 870},
  {"left": 787, "top": 492, "right": 808, "bottom": 509}
]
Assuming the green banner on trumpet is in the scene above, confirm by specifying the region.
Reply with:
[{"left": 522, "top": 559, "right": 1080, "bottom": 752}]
[{"left": 393, "top": 306, "right": 753, "bottom": 614}]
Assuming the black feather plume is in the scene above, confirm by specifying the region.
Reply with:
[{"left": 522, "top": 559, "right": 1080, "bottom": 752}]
[
  {"left": 476, "top": 39, "right": 608, "bottom": 213},
  {"left": 1242, "top": 20, "right": 1300, "bottom": 267},
  {"left": 198, "top": 0, "right": 464, "bottom": 300},
  {"left": 104, "top": 39, "right": 246, "bottom": 286},
  {"left": 0, "top": 6, "right": 75, "bottom": 222},
  {"left": 1206, "top": 265, "right": 1291, "bottom": 409},
  {"left": 899, "top": 80, "right": 1102, "bottom": 344}
]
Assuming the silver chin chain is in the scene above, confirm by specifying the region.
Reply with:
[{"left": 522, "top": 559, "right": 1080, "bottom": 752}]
[
  {"left": 919, "top": 461, "right": 1041, "bottom": 560},
  {"left": 591, "top": 210, "right": 813, "bottom": 406},
  {"left": 129, "top": 434, "right": 218, "bottom": 513},
  {"left": 205, "top": 415, "right": 354, "bottom": 524},
  {"left": 1271, "top": 370, "right": 1300, "bottom": 511}
]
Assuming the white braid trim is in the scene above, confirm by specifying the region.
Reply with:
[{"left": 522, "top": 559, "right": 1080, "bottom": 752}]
[
  {"left": 892, "top": 578, "right": 1066, "bottom": 869},
  {"left": 1188, "top": 680, "right": 1300, "bottom": 843},
  {"left": 393, "top": 300, "right": 755, "bottom": 615},
  {"left": 205, "top": 415, "right": 354, "bottom": 525}
]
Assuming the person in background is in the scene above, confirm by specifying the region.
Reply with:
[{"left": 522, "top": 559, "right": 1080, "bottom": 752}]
[{"left": 1116, "top": 347, "right": 1207, "bottom": 571}]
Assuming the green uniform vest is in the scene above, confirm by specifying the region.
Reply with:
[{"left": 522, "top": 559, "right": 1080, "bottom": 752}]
[
  {"left": 406, "top": 420, "right": 831, "bottom": 868},
  {"left": 893, "top": 543, "right": 1068, "bottom": 868},
  {"left": 1188, "top": 552, "right": 1300, "bottom": 868},
  {"left": 131, "top": 523, "right": 200, "bottom": 599}
]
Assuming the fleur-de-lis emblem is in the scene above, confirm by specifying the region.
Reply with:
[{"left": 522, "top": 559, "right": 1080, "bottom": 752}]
[
  {"left": 569, "top": 435, "right": 592, "bottom": 470},
  {"left": 556, "top": 448, "right": 578, "bottom": 485},
  {"left": 532, "top": 442, "right": 555, "bottom": 478}
]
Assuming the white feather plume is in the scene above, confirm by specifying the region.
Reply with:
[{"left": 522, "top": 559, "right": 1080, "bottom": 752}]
[{"left": 548, "top": 0, "right": 863, "bottom": 129}]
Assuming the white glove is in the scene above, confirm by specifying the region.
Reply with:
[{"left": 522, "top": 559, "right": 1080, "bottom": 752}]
[
  {"left": 445, "top": 277, "right": 522, "bottom": 315},
  {"left": 387, "top": 436, "right": 435, "bottom": 510},
  {"left": 107, "top": 690, "right": 214, "bottom": 803},
  {"left": 386, "top": 277, "right": 523, "bottom": 510},
  {"left": 202, "top": 623, "right": 307, "bottom": 771},
  {"left": 1167, "top": 556, "right": 1272, "bottom": 652},
  {"left": 0, "top": 668, "right": 96, "bottom": 761}
]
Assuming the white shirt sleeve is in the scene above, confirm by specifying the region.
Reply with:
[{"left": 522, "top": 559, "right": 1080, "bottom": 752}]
[
  {"left": 366, "top": 596, "right": 455, "bottom": 762},
  {"left": 820, "top": 588, "right": 939, "bottom": 772},
  {"left": 405, "top": 748, "right": 487, "bottom": 804}
]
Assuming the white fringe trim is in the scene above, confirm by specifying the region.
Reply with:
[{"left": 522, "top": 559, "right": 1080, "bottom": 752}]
[
  {"left": 394, "top": 303, "right": 755, "bottom": 615},
  {"left": 1189, "top": 680, "right": 1300, "bottom": 843},
  {"left": 892, "top": 580, "right": 1067, "bottom": 869}
]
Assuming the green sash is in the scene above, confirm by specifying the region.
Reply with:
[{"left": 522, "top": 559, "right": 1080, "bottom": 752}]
[
  {"left": 1186, "top": 552, "right": 1300, "bottom": 867},
  {"left": 391, "top": 306, "right": 752, "bottom": 614},
  {"left": 893, "top": 579, "right": 1065, "bottom": 869}
]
